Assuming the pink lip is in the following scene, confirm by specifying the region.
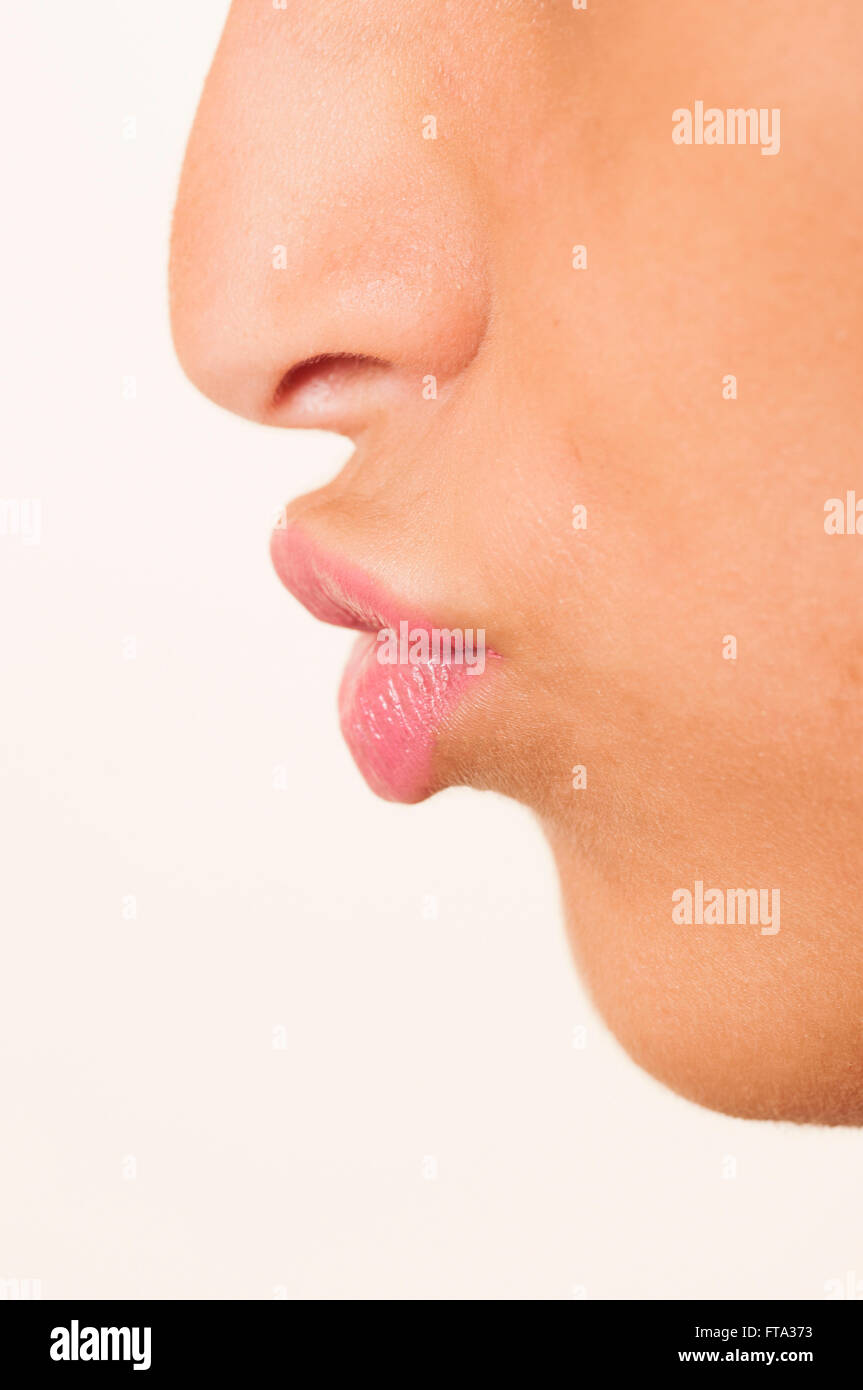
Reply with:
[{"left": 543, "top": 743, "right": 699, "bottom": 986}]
[{"left": 270, "top": 525, "right": 494, "bottom": 802}]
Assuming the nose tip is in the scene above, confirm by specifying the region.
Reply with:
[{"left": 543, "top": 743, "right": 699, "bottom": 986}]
[{"left": 169, "top": 6, "right": 490, "bottom": 434}]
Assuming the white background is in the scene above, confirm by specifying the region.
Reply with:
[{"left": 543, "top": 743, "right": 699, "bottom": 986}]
[{"left": 0, "top": 0, "right": 860, "bottom": 1300}]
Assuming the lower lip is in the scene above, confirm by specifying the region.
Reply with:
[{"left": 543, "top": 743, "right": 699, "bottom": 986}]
[{"left": 338, "top": 629, "right": 476, "bottom": 803}]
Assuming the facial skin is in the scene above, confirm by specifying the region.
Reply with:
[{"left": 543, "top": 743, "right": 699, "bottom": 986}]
[{"left": 171, "top": 0, "right": 863, "bottom": 1124}]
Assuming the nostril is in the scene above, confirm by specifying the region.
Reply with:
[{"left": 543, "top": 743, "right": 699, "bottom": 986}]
[{"left": 271, "top": 353, "right": 395, "bottom": 431}]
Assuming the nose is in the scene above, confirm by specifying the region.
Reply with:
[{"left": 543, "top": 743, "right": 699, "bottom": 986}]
[{"left": 169, "top": 1, "right": 490, "bottom": 434}]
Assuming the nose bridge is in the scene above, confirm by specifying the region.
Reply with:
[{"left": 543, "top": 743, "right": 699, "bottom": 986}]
[{"left": 169, "top": 5, "right": 490, "bottom": 424}]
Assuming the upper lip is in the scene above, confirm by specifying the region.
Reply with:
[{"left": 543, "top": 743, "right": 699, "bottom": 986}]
[
  {"left": 270, "top": 521, "right": 498, "bottom": 658},
  {"left": 270, "top": 523, "right": 426, "bottom": 635}
]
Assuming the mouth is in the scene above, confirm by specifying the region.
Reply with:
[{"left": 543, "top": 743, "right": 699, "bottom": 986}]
[{"left": 270, "top": 523, "right": 497, "bottom": 802}]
